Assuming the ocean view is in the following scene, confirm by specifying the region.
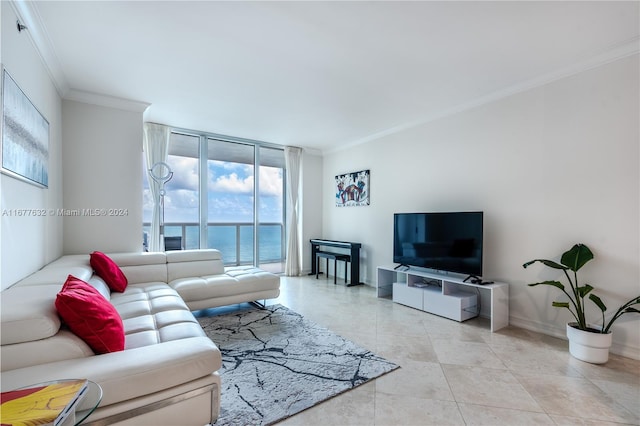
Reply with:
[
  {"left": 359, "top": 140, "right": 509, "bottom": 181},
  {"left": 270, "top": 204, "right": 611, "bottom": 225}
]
[{"left": 145, "top": 223, "right": 284, "bottom": 264}]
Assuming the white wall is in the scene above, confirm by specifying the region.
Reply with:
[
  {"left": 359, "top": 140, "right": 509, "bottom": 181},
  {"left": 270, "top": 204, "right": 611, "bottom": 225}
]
[
  {"left": 1, "top": 3, "right": 63, "bottom": 290},
  {"left": 322, "top": 55, "right": 640, "bottom": 358},
  {"left": 62, "top": 100, "right": 143, "bottom": 254}
]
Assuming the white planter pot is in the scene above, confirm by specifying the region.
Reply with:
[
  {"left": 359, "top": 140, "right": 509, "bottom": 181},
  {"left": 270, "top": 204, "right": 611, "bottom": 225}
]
[{"left": 566, "top": 323, "right": 612, "bottom": 364}]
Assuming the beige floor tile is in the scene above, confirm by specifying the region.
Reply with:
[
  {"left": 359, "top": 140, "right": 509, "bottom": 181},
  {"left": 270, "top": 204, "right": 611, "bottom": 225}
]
[
  {"left": 376, "top": 332, "right": 439, "bottom": 364},
  {"left": 375, "top": 393, "right": 464, "bottom": 426},
  {"left": 590, "top": 379, "right": 640, "bottom": 421},
  {"left": 376, "top": 308, "right": 434, "bottom": 337},
  {"left": 481, "top": 325, "right": 569, "bottom": 352},
  {"left": 421, "top": 315, "right": 490, "bottom": 343},
  {"left": 278, "top": 381, "right": 375, "bottom": 426},
  {"left": 488, "top": 343, "right": 583, "bottom": 377},
  {"left": 431, "top": 339, "right": 507, "bottom": 369},
  {"left": 442, "top": 365, "right": 544, "bottom": 412},
  {"left": 375, "top": 360, "right": 454, "bottom": 401},
  {"left": 457, "top": 403, "right": 555, "bottom": 425},
  {"left": 518, "top": 375, "right": 637, "bottom": 423},
  {"left": 566, "top": 352, "right": 640, "bottom": 384}
]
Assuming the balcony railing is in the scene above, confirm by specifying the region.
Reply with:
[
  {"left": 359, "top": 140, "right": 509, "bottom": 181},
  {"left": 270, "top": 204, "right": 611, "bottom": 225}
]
[{"left": 142, "top": 222, "right": 285, "bottom": 267}]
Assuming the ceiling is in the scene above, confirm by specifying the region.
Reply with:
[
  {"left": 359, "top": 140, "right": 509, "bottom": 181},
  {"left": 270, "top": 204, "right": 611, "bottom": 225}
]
[{"left": 22, "top": 1, "right": 640, "bottom": 153}]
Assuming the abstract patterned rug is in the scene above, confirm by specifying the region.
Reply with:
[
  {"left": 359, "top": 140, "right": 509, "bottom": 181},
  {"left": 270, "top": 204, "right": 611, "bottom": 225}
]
[{"left": 198, "top": 304, "right": 398, "bottom": 425}]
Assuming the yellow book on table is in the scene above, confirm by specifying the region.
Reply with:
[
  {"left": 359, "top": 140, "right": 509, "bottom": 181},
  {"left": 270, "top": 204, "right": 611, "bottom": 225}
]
[{"left": 1, "top": 379, "right": 88, "bottom": 426}]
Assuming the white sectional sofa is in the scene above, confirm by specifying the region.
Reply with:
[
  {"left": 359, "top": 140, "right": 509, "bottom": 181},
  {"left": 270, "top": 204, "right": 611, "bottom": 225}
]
[{"left": 0, "top": 249, "right": 280, "bottom": 425}]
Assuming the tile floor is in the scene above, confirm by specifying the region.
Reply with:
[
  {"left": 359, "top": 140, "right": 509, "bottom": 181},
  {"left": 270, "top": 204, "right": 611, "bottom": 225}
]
[{"left": 265, "top": 275, "right": 640, "bottom": 426}]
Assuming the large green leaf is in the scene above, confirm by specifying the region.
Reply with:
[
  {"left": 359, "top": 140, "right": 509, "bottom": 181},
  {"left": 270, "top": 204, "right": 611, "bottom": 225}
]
[
  {"left": 528, "top": 280, "right": 565, "bottom": 291},
  {"left": 561, "top": 244, "right": 593, "bottom": 272},
  {"left": 576, "top": 284, "right": 594, "bottom": 298},
  {"left": 523, "top": 259, "right": 568, "bottom": 270},
  {"left": 589, "top": 293, "right": 607, "bottom": 313}
]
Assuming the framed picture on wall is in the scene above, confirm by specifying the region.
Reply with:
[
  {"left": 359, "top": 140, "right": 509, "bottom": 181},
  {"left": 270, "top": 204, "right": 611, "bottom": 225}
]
[
  {"left": 1, "top": 68, "right": 49, "bottom": 188},
  {"left": 335, "top": 169, "right": 370, "bottom": 207}
]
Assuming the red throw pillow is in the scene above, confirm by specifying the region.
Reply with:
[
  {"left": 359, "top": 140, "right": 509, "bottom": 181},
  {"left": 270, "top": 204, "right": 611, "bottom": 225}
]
[
  {"left": 55, "top": 275, "right": 125, "bottom": 354},
  {"left": 90, "top": 251, "right": 128, "bottom": 292}
]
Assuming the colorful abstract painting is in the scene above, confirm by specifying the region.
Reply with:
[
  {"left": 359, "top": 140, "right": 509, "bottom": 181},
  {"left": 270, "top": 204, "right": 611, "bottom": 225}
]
[{"left": 335, "top": 169, "right": 369, "bottom": 207}]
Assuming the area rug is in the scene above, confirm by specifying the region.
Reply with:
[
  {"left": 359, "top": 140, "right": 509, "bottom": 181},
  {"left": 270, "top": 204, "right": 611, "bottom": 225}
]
[{"left": 197, "top": 304, "right": 398, "bottom": 425}]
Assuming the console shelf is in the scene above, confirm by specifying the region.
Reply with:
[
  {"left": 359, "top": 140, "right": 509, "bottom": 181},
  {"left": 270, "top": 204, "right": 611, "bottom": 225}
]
[{"left": 377, "top": 266, "right": 509, "bottom": 332}]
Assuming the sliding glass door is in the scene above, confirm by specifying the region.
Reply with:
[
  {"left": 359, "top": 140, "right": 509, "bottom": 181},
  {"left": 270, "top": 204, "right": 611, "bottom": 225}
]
[
  {"left": 143, "top": 129, "right": 285, "bottom": 273},
  {"left": 206, "top": 138, "right": 256, "bottom": 266}
]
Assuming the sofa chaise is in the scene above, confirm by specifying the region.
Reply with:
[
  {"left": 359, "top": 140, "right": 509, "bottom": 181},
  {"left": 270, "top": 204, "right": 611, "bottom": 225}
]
[{"left": 0, "top": 249, "right": 280, "bottom": 425}]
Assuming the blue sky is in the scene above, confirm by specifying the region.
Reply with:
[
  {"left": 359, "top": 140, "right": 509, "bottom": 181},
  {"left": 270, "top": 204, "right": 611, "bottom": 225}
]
[{"left": 143, "top": 156, "right": 284, "bottom": 224}]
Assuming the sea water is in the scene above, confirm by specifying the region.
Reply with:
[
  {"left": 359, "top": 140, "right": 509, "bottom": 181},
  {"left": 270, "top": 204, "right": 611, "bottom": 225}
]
[{"left": 151, "top": 224, "right": 283, "bottom": 264}]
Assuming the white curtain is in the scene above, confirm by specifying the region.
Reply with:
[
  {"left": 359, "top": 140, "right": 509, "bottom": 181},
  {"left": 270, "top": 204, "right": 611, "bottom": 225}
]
[
  {"left": 284, "top": 146, "right": 302, "bottom": 276},
  {"left": 143, "top": 123, "right": 171, "bottom": 252}
]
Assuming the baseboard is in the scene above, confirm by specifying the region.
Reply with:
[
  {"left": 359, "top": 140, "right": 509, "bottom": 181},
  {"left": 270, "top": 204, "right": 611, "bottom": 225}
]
[
  {"left": 508, "top": 316, "right": 567, "bottom": 340},
  {"left": 610, "top": 341, "right": 640, "bottom": 360},
  {"left": 509, "top": 315, "right": 640, "bottom": 361}
]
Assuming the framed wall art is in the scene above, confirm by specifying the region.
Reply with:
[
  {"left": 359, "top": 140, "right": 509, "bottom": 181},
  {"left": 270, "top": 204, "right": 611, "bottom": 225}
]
[
  {"left": 1, "top": 68, "right": 49, "bottom": 187},
  {"left": 335, "top": 169, "right": 369, "bottom": 207}
]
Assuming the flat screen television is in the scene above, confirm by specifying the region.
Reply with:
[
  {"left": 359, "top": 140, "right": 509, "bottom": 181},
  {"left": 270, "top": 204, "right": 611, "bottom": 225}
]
[{"left": 393, "top": 211, "right": 483, "bottom": 276}]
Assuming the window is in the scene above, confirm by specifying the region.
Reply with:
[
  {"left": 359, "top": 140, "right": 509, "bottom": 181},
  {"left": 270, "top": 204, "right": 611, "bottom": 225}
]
[{"left": 143, "top": 129, "right": 285, "bottom": 273}]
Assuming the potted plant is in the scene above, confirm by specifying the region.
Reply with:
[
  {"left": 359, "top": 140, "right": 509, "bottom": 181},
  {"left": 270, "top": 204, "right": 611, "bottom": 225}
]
[{"left": 523, "top": 243, "right": 639, "bottom": 364}]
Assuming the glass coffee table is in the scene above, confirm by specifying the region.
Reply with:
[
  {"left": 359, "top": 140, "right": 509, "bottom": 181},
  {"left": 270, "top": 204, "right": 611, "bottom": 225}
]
[
  {"left": 13, "top": 379, "right": 103, "bottom": 425},
  {"left": 73, "top": 380, "right": 103, "bottom": 425}
]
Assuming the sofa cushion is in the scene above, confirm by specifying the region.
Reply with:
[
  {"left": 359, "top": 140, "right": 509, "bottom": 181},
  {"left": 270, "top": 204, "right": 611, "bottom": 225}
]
[
  {"left": 166, "top": 249, "right": 225, "bottom": 282},
  {"left": 169, "top": 266, "right": 280, "bottom": 302},
  {"left": 225, "top": 266, "right": 281, "bottom": 284},
  {"left": 0, "top": 285, "right": 62, "bottom": 345},
  {"left": 110, "top": 283, "right": 205, "bottom": 349},
  {"left": 90, "top": 251, "right": 128, "bottom": 292},
  {"left": 1, "top": 330, "right": 94, "bottom": 372},
  {"left": 55, "top": 275, "right": 125, "bottom": 354},
  {"left": 16, "top": 264, "right": 93, "bottom": 287},
  {"left": 165, "top": 249, "right": 223, "bottom": 263},
  {"left": 86, "top": 275, "right": 112, "bottom": 301},
  {"left": 108, "top": 252, "right": 168, "bottom": 285}
]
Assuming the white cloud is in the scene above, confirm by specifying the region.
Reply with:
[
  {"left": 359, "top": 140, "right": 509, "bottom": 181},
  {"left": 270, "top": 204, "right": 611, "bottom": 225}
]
[
  {"left": 259, "top": 166, "right": 283, "bottom": 197},
  {"left": 210, "top": 172, "right": 254, "bottom": 194},
  {"left": 164, "top": 189, "right": 199, "bottom": 222},
  {"left": 209, "top": 195, "right": 254, "bottom": 222},
  {"left": 208, "top": 166, "right": 282, "bottom": 197},
  {"left": 220, "top": 161, "right": 247, "bottom": 171},
  {"left": 167, "top": 156, "right": 199, "bottom": 191}
]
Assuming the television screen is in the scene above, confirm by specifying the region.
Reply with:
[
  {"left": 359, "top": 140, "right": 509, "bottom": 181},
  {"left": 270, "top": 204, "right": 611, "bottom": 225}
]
[{"left": 393, "top": 212, "right": 483, "bottom": 276}]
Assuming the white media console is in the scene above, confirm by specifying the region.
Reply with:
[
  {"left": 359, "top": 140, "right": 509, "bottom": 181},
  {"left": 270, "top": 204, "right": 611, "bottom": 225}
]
[{"left": 376, "top": 265, "right": 509, "bottom": 332}]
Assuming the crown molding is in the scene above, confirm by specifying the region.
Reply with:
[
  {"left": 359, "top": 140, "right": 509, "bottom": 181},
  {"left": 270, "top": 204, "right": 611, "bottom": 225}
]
[
  {"left": 328, "top": 37, "right": 640, "bottom": 155},
  {"left": 10, "top": 0, "right": 70, "bottom": 97},
  {"left": 65, "top": 89, "right": 150, "bottom": 113}
]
